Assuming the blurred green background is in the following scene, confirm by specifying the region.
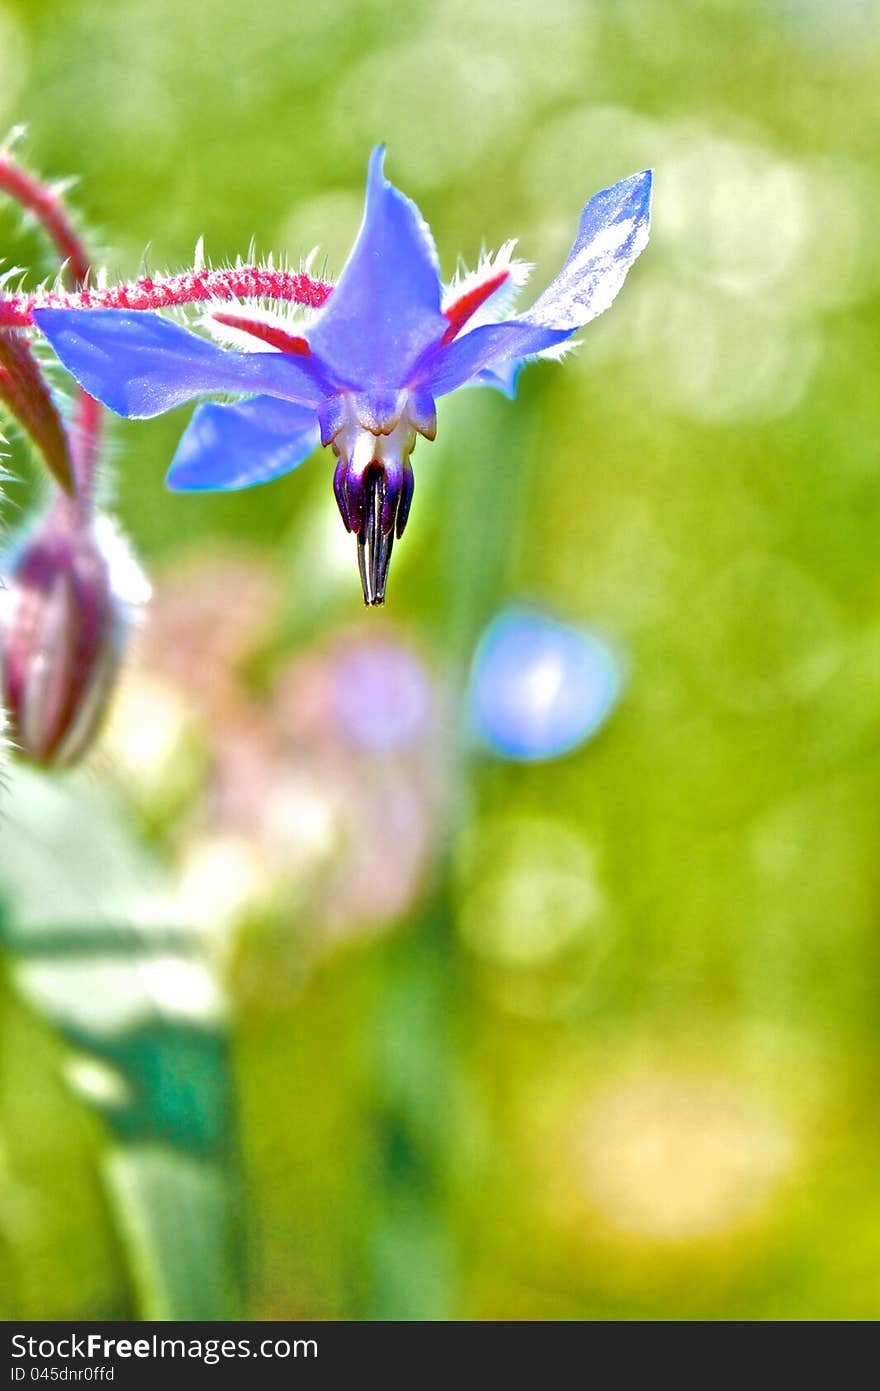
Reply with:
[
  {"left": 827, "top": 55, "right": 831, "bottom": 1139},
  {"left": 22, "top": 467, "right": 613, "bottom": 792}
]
[{"left": 2, "top": 0, "right": 880, "bottom": 1321}]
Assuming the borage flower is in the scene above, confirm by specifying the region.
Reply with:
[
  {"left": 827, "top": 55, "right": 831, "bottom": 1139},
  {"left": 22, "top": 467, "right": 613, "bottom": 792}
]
[{"left": 35, "top": 150, "right": 652, "bottom": 605}]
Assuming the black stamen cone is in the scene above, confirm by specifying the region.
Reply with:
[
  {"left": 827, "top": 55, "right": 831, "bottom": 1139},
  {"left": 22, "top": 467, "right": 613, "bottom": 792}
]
[{"left": 357, "top": 467, "right": 395, "bottom": 606}]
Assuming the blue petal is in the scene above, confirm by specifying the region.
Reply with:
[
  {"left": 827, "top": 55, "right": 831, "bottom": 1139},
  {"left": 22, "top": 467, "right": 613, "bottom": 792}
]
[
  {"left": 521, "top": 170, "right": 652, "bottom": 332},
  {"left": 166, "top": 395, "right": 321, "bottom": 491},
  {"left": 306, "top": 147, "right": 448, "bottom": 391},
  {"left": 474, "top": 360, "right": 523, "bottom": 399},
  {"left": 417, "top": 170, "right": 652, "bottom": 397},
  {"left": 35, "top": 309, "right": 329, "bottom": 417},
  {"left": 416, "top": 320, "right": 570, "bottom": 397}
]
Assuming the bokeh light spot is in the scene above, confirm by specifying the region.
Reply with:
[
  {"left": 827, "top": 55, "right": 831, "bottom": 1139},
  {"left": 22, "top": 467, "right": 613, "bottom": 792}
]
[
  {"left": 329, "top": 638, "right": 434, "bottom": 752},
  {"left": 469, "top": 609, "right": 623, "bottom": 761},
  {"left": 177, "top": 833, "right": 277, "bottom": 934},
  {"left": 457, "top": 814, "right": 605, "bottom": 967},
  {"left": 576, "top": 1073, "right": 794, "bottom": 1243}
]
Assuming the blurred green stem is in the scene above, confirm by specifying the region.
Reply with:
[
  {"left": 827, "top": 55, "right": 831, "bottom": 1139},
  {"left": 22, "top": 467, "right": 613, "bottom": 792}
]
[{"left": 366, "top": 392, "right": 536, "bottom": 1319}]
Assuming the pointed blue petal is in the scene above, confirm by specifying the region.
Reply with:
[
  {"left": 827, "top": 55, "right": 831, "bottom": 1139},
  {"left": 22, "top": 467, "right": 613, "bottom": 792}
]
[
  {"left": 306, "top": 147, "right": 448, "bottom": 391},
  {"left": 521, "top": 170, "right": 652, "bottom": 332},
  {"left": 35, "top": 309, "right": 329, "bottom": 417},
  {"left": 416, "top": 319, "right": 570, "bottom": 398},
  {"left": 166, "top": 395, "right": 321, "bottom": 492},
  {"left": 417, "top": 171, "right": 652, "bottom": 398}
]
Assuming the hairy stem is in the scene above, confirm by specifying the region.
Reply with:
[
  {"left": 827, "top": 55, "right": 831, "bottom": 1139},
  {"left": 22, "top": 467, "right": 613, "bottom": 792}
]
[
  {"left": 0, "top": 152, "right": 99, "bottom": 494},
  {"left": 0, "top": 331, "right": 74, "bottom": 491},
  {"left": 0, "top": 265, "right": 333, "bottom": 329},
  {"left": 0, "top": 154, "right": 91, "bottom": 283}
]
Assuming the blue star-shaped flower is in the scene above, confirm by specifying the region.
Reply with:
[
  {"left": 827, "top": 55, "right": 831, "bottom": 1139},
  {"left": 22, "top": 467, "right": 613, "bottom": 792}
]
[{"left": 35, "top": 149, "right": 652, "bottom": 604}]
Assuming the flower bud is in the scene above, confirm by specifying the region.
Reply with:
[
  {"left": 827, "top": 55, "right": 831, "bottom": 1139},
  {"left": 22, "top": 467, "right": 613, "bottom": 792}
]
[{"left": 0, "top": 505, "right": 148, "bottom": 766}]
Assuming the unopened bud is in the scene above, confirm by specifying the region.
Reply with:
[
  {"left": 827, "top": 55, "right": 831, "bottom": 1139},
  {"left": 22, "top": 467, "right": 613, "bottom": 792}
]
[{"left": 0, "top": 505, "right": 149, "bottom": 766}]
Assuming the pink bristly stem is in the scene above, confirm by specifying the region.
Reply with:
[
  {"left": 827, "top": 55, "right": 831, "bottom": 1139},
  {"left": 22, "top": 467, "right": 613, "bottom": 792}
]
[
  {"left": 0, "top": 330, "right": 74, "bottom": 492},
  {"left": 0, "top": 265, "right": 333, "bottom": 330},
  {"left": 0, "top": 152, "right": 98, "bottom": 496},
  {"left": 0, "top": 154, "right": 91, "bottom": 283}
]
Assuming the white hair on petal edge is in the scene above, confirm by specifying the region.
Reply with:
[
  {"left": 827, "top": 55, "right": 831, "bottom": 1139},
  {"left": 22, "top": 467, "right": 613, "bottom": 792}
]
[
  {"left": 443, "top": 240, "right": 534, "bottom": 334},
  {"left": 198, "top": 295, "right": 314, "bottom": 351}
]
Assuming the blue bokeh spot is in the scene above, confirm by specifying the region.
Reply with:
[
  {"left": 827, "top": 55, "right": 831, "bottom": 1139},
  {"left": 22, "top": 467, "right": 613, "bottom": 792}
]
[{"left": 468, "top": 609, "right": 623, "bottom": 762}]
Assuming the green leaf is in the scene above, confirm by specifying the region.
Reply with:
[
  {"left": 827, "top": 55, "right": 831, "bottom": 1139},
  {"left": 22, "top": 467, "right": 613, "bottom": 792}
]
[{"left": 0, "top": 764, "right": 241, "bottom": 1318}]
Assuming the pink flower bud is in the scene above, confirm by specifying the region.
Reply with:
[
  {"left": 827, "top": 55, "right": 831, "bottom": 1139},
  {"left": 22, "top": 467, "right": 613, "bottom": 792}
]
[{"left": 0, "top": 506, "right": 147, "bottom": 766}]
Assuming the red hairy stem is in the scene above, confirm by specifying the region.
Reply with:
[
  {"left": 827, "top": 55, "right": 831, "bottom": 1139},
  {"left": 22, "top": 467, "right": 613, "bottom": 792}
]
[
  {"left": 69, "top": 389, "right": 103, "bottom": 509},
  {"left": 0, "top": 265, "right": 334, "bottom": 329},
  {"left": 0, "top": 152, "right": 99, "bottom": 493},
  {"left": 0, "top": 331, "right": 74, "bottom": 491},
  {"left": 0, "top": 154, "right": 91, "bottom": 284}
]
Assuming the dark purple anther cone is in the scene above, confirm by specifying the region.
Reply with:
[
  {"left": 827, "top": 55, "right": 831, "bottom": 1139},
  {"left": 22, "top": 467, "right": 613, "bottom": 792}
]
[
  {"left": 333, "top": 456, "right": 414, "bottom": 606},
  {"left": 0, "top": 503, "right": 128, "bottom": 765}
]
